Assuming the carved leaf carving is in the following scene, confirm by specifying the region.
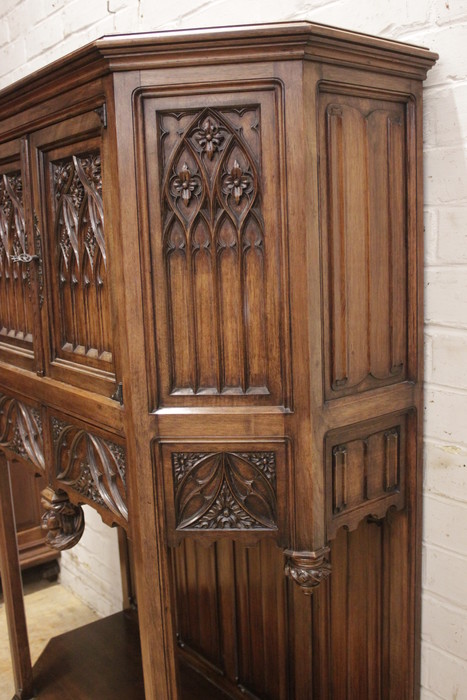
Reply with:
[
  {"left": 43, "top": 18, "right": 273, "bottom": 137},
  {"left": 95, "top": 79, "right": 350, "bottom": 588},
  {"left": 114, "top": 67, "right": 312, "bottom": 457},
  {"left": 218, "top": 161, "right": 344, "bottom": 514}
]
[
  {"left": 172, "top": 451, "right": 277, "bottom": 531},
  {"left": 0, "top": 393, "right": 44, "bottom": 470},
  {"left": 52, "top": 417, "right": 127, "bottom": 522}
]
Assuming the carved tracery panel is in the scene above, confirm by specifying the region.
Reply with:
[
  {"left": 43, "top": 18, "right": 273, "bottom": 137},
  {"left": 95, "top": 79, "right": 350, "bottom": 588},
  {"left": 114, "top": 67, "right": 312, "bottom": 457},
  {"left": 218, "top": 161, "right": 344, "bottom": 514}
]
[
  {"left": 0, "top": 170, "right": 35, "bottom": 348},
  {"left": 51, "top": 151, "right": 113, "bottom": 367},
  {"left": 158, "top": 106, "right": 272, "bottom": 397}
]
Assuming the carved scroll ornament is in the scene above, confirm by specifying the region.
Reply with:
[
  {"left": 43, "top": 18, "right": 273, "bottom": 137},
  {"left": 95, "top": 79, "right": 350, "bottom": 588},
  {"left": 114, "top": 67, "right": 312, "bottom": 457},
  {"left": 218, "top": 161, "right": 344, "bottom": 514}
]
[
  {"left": 284, "top": 547, "right": 332, "bottom": 594},
  {"left": 0, "top": 393, "right": 44, "bottom": 470},
  {"left": 41, "top": 486, "right": 84, "bottom": 551}
]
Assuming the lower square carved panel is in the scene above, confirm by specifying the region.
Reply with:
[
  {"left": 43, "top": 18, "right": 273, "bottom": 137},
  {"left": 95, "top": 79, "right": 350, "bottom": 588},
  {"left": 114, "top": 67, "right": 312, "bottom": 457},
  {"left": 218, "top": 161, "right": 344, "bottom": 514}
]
[
  {"left": 157, "top": 439, "right": 289, "bottom": 545},
  {"left": 325, "top": 411, "right": 412, "bottom": 539}
]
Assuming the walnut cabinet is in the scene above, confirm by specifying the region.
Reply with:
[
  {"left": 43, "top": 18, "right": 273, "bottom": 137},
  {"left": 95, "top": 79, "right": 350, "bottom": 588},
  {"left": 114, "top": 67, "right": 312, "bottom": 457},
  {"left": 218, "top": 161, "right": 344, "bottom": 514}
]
[{"left": 0, "top": 22, "right": 437, "bottom": 700}]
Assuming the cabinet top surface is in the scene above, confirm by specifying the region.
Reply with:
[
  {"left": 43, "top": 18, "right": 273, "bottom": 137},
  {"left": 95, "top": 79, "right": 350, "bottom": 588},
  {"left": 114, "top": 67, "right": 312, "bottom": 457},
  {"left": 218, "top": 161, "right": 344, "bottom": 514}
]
[{"left": 0, "top": 21, "right": 437, "bottom": 110}]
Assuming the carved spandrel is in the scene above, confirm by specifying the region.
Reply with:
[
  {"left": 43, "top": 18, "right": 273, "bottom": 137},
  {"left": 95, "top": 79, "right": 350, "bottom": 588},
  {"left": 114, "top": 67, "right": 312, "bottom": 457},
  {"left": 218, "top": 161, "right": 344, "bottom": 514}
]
[
  {"left": 0, "top": 393, "right": 44, "bottom": 471},
  {"left": 0, "top": 171, "right": 35, "bottom": 345},
  {"left": 52, "top": 416, "right": 127, "bottom": 523},
  {"left": 159, "top": 106, "right": 268, "bottom": 396},
  {"left": 52, "top": 151, "right": 112, "bottom": 365},
  {"left": 172, "top": 451, "right": 277, "bottom": 531},
  {"left": 41, "top": 486, "right": 84, "bottom": 550}
]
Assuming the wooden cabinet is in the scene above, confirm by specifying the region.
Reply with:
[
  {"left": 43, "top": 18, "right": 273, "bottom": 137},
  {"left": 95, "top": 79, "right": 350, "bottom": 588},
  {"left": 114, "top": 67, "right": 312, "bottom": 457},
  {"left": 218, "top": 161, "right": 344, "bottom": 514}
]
[{"left": 0, "top": 22, "right": 437, "bottom": 700}]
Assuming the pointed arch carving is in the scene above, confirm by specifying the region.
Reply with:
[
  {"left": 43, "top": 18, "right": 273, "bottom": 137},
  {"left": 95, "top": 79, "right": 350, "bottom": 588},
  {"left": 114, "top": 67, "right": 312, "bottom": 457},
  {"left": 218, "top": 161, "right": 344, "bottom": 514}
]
[{"left": 159, "top": 106, "right": 268, "bottom": 396}]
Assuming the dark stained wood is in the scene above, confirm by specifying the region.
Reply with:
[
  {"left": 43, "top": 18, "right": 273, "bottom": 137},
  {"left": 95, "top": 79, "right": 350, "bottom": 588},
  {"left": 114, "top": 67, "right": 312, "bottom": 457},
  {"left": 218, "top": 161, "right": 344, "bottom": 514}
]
[{"left": 0, "top": 21, "right": 437, "bottom": 700}]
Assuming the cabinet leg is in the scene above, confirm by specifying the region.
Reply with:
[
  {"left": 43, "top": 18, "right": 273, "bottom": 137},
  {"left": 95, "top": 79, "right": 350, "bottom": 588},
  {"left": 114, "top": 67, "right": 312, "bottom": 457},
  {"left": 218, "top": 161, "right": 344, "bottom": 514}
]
[{"left": 0, "top": 454, "right": 34, "bottom": 700}]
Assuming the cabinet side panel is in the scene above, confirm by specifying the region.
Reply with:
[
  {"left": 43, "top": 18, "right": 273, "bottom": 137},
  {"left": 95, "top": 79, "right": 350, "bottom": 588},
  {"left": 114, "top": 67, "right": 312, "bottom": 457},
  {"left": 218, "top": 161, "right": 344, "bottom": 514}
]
[{"left": 320, "top": 90, "right": 408, "bottom": 399}]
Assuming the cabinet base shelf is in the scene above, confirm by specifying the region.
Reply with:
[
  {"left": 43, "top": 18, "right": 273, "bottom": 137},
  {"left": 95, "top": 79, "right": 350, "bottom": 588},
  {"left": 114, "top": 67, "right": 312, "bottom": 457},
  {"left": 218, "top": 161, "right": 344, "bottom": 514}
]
[{"left": 28, "top": 609, "right": 231, "bottom": 699}]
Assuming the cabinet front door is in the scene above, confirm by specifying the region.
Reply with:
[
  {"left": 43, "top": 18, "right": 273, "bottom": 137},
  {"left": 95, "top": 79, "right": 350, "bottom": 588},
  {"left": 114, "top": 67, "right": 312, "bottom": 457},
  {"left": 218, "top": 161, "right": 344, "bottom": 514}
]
[
  {"left": 0, "top": 138, "right": 42, "bottom": 373},
  {"left": 30, "top": 109, "right": 118, "bottom": 397}
]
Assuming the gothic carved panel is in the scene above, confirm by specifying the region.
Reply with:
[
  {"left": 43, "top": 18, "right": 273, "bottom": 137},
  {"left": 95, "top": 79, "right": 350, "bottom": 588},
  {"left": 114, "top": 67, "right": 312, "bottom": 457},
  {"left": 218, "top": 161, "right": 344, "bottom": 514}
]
[
  {"left": 325, "top": 413, "right": 409, "bottom": 539},
  {"left": 141, "top": 87, "right": 288, "bottom": 408},
  {"left": 160, "top": 439, "right": 288, "bottom": 544},
  {"left": 0, "top": 393, "right": 44, "bottom": 471},
  {"left": 320, "top": 91, "right": 409, "bottom": 399},
  {"left": 0, "top": 170, "right": 35, "bottom": 349},
  {"left": 160, "top": 106, "right": 266, "bottom": 396},
  {"left": 51, "top": 151, "right": 113, "bottom": 368},
  {"left": 52, "top": 416, "right": 127, "bottom": 524}
]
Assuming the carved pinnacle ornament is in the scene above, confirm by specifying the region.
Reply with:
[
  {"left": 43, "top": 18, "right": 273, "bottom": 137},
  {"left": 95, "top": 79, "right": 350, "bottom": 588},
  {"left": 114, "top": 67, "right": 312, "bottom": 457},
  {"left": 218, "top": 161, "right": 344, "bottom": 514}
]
[
  {"left": 284, "top": 547, "right": 331, "bottom": 594},
  {"left": 41, "top": 486, "right": 85, "bottom": 551}
]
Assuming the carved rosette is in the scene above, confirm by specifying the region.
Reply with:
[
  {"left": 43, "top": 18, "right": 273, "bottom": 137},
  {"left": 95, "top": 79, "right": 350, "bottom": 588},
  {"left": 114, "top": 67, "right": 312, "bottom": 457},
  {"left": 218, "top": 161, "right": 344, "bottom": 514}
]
[
  {"left": 0, "top": 393, "right": 44, "bottom": 470},
  {"left": 173, "top": 451, "right": 277, "bottom": 531},
  {"left": 284, "top": 547, "right": 332, "bottom": 595},
  {"left": 52, "top": 417, "right": 128, "bottom": 522},
  {"left": 41, "top": 486, "right": 84, "bottom": 550}
]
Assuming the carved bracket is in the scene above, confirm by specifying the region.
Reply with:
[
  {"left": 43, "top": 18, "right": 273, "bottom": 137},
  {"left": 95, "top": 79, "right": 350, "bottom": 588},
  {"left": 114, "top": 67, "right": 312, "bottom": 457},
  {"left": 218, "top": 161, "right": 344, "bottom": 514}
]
[
  {"left": 41, "top": 486, "right": 84, "bottom": 550},
  {"left": 0, "top": 393, "right": 44, "bottom": 471},
  {"left": 52, "top": 416, "right": 128, "bottom": 523},
  {"left": 284, "top": 547, "right": 332, "bottom": 594}
]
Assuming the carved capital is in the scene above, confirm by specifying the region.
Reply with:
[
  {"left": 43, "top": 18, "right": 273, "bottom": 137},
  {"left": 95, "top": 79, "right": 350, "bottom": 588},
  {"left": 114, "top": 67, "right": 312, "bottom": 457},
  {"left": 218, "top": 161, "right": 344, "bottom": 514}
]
[
  {"left": 284, "top": 547, "right": 331, "bottom": 594},
  {"left": 41, "top": 486, "right": 84, "bottom": 551}
]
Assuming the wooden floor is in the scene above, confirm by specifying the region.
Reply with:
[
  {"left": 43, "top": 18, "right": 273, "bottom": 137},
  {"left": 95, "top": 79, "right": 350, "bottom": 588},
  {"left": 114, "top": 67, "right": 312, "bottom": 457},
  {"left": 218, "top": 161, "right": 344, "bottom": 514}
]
[{"left": 1, "top": 570, "right": 231, "bottom": 699}]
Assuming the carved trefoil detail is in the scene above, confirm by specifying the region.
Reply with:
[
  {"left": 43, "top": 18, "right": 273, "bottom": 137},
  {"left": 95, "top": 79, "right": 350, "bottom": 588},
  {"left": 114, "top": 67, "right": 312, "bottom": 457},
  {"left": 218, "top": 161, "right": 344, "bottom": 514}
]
[
  {"left": 0, "top": 393, "right": 44, "bottom": 470},
  {"left": 172, "top": 451, "right": 277, "bottom": 531},
  {"left": 52, "top": 152, "right": 113, "bottom": 365},
  {"left": 159, "top": 106, "right": 268, "bottom": 396},
  {"left": 0, "top": 171, "right": 35, "bottom": 345},
  {"left": 52, "top": 416, "right": 127, "bottom": 522}
]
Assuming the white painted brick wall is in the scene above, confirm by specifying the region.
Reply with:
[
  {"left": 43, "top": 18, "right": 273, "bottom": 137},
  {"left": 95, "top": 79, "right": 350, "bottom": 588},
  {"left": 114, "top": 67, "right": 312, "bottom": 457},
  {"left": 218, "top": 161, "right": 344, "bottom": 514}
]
[{"left": 1, "top": 2, "right": 466, "bottom": 697}]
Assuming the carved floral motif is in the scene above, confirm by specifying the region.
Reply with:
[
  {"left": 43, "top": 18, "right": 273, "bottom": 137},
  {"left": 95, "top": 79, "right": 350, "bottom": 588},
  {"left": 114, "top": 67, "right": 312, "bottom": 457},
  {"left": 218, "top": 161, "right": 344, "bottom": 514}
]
[
  {"left": 221, "top": 159, "right": 254, "bottom": 205},
  {"left": 52, "top": 416, "right": 127, "bottom": 522},
  {"left": 172, "top": 451, "right": 277, "bottom": 531},
  {"left": 171, "top": 163, "right": 202, "bottom": 206},
  {"left": 193, "top": 116, "right": 224, "bottom": 160}
]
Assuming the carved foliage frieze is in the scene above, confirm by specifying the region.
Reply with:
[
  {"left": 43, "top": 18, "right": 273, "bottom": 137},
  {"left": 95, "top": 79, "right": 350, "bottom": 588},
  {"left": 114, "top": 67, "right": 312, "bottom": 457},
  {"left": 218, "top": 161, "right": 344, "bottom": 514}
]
[
  {"left": 0, "top": 170, "right": 35, "bottom": 344},
  {"left": 322, "top": 94, "right": 408, "bottom": 398},
  {"left": 51, "top": 151, "right": 112, "bottom": 364},
  {"left": 326, "top": 414, "right": 407, "bottom": 539},
  {"left": 0, "top": 393, "right": 44, "bottom": 470},
  {"left": 52, "top": 416, "right": 127, "bottom": 522},
  {"left": 172, "top": 451, "right": 277, "bottom": 531},
  {"left": 159, "top": 106, "right": 269, "bottom": 396}
]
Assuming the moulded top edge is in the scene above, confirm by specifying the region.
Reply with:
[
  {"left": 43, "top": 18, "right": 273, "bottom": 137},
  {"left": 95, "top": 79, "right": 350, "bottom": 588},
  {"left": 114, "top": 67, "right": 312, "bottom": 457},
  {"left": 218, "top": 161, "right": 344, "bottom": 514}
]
[
  {"left": 0, "top": 21, "right": 438, "bottom": 110},
  {"left": 95, "top": 20, "right": 438, "bottom": 62}
]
